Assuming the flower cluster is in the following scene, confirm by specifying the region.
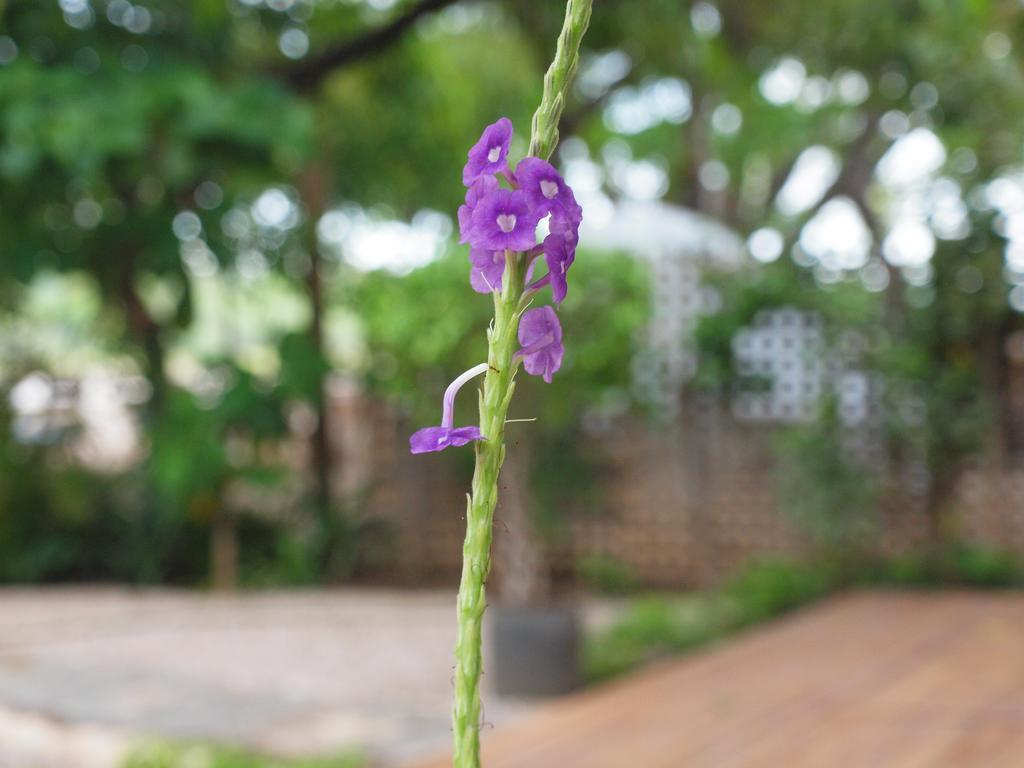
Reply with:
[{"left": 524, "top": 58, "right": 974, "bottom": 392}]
[
  {"left": 410, "top": 118, "right": 582, "bottom": 454},
  {"left": 458, "top": 118, "right": 583, "bottom": 302}
]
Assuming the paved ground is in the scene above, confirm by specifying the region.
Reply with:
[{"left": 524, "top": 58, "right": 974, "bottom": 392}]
[
  {"left": 412, "top": 591, "right": 1024, "bottom": 768},
  {"left": 11, "top": 589, "right": 1024, "bottom": 768},
  {"left": 0, "top": 588, "right": 609, "bottom": 767}
]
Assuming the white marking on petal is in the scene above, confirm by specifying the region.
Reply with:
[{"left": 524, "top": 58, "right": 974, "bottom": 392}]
[
  {"left": 487, "top": 146, "right": 501, "bottom": 163},
  {"left": 496, "top": 213, "right": 517, "bottom": 233},
  {"left": 540, "top": 180, "right": 559, "bottom": 199}
]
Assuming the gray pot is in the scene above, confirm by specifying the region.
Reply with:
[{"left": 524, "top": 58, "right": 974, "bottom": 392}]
[{"left": 489, "top": 603, "right": 580, "bottom": 698}]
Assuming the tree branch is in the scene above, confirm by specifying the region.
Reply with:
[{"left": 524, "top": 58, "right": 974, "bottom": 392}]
[
  {"left": 778, "top": 116, "right": 882, "bottom": 253},
  {"left": 283, "top": 0, "right": 463, "bottom": 93}
]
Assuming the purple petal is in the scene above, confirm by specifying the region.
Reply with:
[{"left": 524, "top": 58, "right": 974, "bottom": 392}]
[
  {"left": 469, "top": 247, "right": 505, "bottom": 293},
  {"left": 457, "top": 205, "right": 472, "bottom": 244},
  {"left": 536, "top": 347, "right": 564, "bottom": 383},
  {"left": 459, "top": 176, "right": 499, "bottom": 244},
  {"left": 469, "top": 188, "right": 539, "bottom": 252},
  {"left": 410, "top": 426, "right": 451, "bottom": 454},
  {"left": 446, "top": 426, "right": 484, "bottom": 447},
  {"left": 543, "top": 233, "right": 575, "bottom": 304},
  {"left": 409, "top": 425, "right": 484, "bottom": 454},
  {"left": 463, "top": 118, "right": 513, "bottom": 186},
  {"left": 516, "top": 306, "right": 564, "bottom": 383},
  {"left": 549, "top": 199, "right": 581, "bottom": 245},
  {"left": 519, "top": 305, "right": 563, "bottom": 346},
  {"left": 515, "top": 156, "right": 573, "bottom": 216}
]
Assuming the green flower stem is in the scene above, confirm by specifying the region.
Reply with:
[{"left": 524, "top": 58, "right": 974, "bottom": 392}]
[
  {"left": 529, "top": 0, "right": 594, "bottom": 162},
  {"left": 452, "top": 253, "right": 523, "bottom": 768},
  {"left": 451, "top": 3, "right": 592, "bottom": 767}
]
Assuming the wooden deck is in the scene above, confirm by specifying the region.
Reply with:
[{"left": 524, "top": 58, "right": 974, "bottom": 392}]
[{"left": 411, "top": 591, "right": 1024, "bottom": 768}]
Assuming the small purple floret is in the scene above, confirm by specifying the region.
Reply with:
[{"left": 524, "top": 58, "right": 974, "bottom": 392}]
[
  {"left": 462, "top": 117, "right": 513, "bottom": 186},
  {"left": 529, "top": 201, "right": 580, "bottom": 303},
  {"left": 552, "top": 190, "right": 583, "bottom": 233},
  {"left": 458, "top": 176, "right": 499, "bottom": 245},
  {"left": 409, "top": 425, "right": 484, "bottom": 454},
  {"left": 469, "top": 247, "right": 505, "bottom": 293},
  {"left": 516, "top": 306, "right": 564, "bottom": 383},
  {"left": 514, "top": 157, "right": 572, "bottom": 216},
  {"left": 470, "top": 188, "right": 538, "bottom": 252},
  {"left": 542, "top": 232, "right": 575, "bottom": 304}
]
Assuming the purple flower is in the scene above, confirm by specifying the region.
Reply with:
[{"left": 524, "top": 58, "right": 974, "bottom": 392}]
[
  {"left": 409, "top": 425, "right": 484, "bottom": 454},
  {"left": 469, "top": 247, "right": 505, "bottom": 293},
  {"left": 514, "top": 157, "right": 573, "bottom": 216},
  {"left": 515, "top": 306, "right": 564, "bottom": 383},
  {"left": 528, "top": 201, "right": 580, "bottom": 303},
  {"left": 470, "top": 188, "right": 538, "bottom": 252},
  {"left": 551, "top": 189, "right": 583, "bottom": 232},
  {"left": 542, "top": 231, "right": 575, "bottom": 304},
  {"left": 409, "top": 363, "right": 489, "bottom": 454},
  {"left": 462, "top": 117, "right": 513, "bottom": 186},
  {"left": 458, "top": 176, "right": 499, "bottom": 245}
]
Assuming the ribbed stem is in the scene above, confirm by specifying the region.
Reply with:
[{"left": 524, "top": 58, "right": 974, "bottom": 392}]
[
  {"left": 451, "top": 2, "right": 592, "bottom": 766},
  {"left": 528, "top": 0, "right": 594, "bottom": 162},
  {"left": 452, "top": 254, "right": 523, "bottom": 768}
]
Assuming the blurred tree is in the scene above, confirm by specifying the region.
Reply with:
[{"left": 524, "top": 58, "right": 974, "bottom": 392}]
[
  {"left": 0, "top": 0, "right": 556, "bottom": 582},
  {"left": 3, "top": 0, "right": 1024, "bottom": 585}
]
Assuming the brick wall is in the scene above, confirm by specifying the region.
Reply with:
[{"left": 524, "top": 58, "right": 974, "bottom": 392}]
[{"left": 350, "top": 392, "right": 1024, "bottom": 589}]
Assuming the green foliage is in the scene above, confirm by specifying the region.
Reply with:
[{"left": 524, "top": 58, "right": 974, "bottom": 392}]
[
  {"left": 696, "top": 217, "right": 1012, "bottom": 553},
  {"left": 122, "top": 742, "right": 363, "bottom": 768},
  {"left": 576, "top": 554, "right": 640, "bottom": 595},
  {"left": 869, "top": 543, "right": 1024, "bottom": 589},
  {"left": 323, "top": 22, "right": 539, "bottom": 216},
  {"left": 583, "top": 559, "right": 840, "bottom": 682},
  {"left": 776, "top": 400, "right": 880, "bottom": 551},
  {"left": 693, "top": 261, "right": 881, "bottom": 392},
  {"left": 4, "top": 0, "right": 1024, "bottom": 590},
  {"left": 721, "top": 559, "right": 838, "bottom": 625},
  {"left": 585, "top": 547, "right": 1024, "bottom": 683},
  {"left": 133, "top": 373, "right": 290, "bottom": 582},
  {"left": 352, "top": 246, "right": 648, "bottom": 539},
  {"left": 583, "top": 594, "right": 726, "bottom": 683},
  {"left": 694, "top": 265, "right": 887, "bottom": 550},
  {"left": 0, "top": 456, "right": 130, "bottom": 582},
  {"left": 953, "top": 546, "right": 1023, "bottom": 587},
  {"left": 875, "top": 231, "right": 1005, "bottom": 535}
]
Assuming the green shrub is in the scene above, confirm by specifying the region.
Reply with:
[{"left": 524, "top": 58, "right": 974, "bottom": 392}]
[
  {"left": 583, "top": 560, "right": 840, "bottom": 683},
  {"left": 953, "top": 545, "right": 1022, "bottom": 587},
  {"left": 583, "top": 595, "right": 726, "bottom": 682},
  {"left": 122, "top": 743, "right": 363, "bottom": 768},
  {"left": 722, "top": 560, "right": 839, "bottom": 625},
  {"left": 870, "top": 551, "right": 934, "bottom": 586},
  {"left": 870, "top": 544, "right": 1024, "bottom": 588},
  {"left": 576, "top": 554, "right": 640, "bottom": 595},
  {"left": 584, "top": 549, "right": 1024, "bottom": 686}
]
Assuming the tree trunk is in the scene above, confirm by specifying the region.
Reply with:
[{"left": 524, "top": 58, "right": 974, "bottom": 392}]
[
  {"left": 111, "top": 248, "right": 171, "bottom": 583},
  {"left": 210, "top": 505, "right": 238, "bottom": 591},
  {"left": 116, "top": 254, "right": 167, "bottom": 412},
  {"left": 299, "top": 164, "right": 334, "bottom": 525}
]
